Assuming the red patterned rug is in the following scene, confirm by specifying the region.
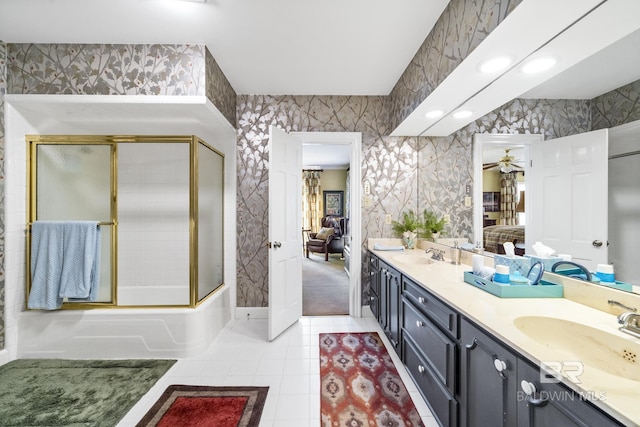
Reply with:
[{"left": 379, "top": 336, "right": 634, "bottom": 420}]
[
  {"left": 135, "top": 385, "right": 269, "bottom": 427},
  {"left": 320, "top": 332, "right": 424, "bottom": 427}
]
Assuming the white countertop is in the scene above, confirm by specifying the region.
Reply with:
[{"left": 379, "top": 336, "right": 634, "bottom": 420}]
[{"left": 370, "top": 244, "right": 640, "bottom": 426}]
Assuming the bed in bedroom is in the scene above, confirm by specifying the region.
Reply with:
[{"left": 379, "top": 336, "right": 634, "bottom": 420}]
[{"left": 483, "top": 225, "right": 525, "bottom": 255}]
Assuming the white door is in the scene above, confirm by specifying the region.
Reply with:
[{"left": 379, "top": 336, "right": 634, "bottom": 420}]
[
  {"left": 268, "top": 125, "right": 303, "bottom": 341},
  {"left": 529, "top": 129, "right": 608, "bottom": 270}
]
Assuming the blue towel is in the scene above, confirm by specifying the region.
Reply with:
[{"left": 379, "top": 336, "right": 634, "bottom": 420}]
[{"left": 28, "top": 221, "right": 101, "bottom": 310}]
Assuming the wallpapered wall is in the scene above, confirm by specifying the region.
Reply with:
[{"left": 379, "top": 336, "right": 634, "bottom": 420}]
[
  {"left": 388, "top": 0, "right": 523, "bottom": 131},
  {"left": 5, "top": 43, "right": 236, "bottom": 123},
  {"left": 235, "top": 95, "right": 416, "bottom": 306}
]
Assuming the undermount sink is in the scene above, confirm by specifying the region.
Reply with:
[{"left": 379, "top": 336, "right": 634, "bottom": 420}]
[
  {"left": 391, "top": 254, "right": 434, "bottom": 265},
  {"left": 514, "top": 316, "right": 640, "bottom": 382}
]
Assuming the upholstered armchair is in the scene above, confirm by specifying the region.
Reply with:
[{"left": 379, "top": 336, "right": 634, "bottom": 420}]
[{"left": 306, "top": 216, "right": 347, "bottom": 261}]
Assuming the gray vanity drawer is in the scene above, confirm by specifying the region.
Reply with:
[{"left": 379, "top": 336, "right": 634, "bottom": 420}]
[
  {"left": 403, "top": 299, "right": 457, "bottom": 394},
  {"left": 403, "top": 335, "right": 458, "bottom": 427},
  {"left": 402, "top": 276, "right": 459, "bottom": 338}
]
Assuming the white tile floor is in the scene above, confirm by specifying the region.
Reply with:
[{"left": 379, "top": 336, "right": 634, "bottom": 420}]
[{"left": 117, "top": 315, "right": 438, "bottom": 427}]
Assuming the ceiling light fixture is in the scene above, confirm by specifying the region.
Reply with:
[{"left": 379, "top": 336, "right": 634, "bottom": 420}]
[
  {"left": 453, "top": 110, "right": 473, "bottom": 119},
  {"left": 424, "top": 110, "right": 444, "bottom": 119},
  {"left": 478, "top": 56, "right": 512, "bottom": 73},
  {"left": 521, "top": 57, "right": 556, "bottom": 74}
]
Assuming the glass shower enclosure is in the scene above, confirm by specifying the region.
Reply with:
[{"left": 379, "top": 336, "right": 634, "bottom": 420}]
[{"left": 26, "top": 135, "right": 224, "bottom": 308}]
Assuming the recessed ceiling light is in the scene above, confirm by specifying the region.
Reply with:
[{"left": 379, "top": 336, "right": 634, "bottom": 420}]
[
  {"left": 521, "top": 57, "right": 556, "bottom": 74},
  {"left": 478, "top": 56, "right": 511, "bottom": 73},
  {"left": 453, "top": 110, "right": 473, "bottom": 119},
  {"left": 424, "top": 110, "right": 444, "bottom": 119}
]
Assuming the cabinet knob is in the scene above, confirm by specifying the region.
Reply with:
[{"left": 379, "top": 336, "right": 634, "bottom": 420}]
[
  {"left": 418, "top": 365, "right": 425, "bottom": 374},
  {"left": 416, "top": 320, "right": 424, "bottom": 327},
  {"left": 520, "top": 380, "right": 536, "bottom": 396},
  {"left": 520, "top": 380, "right": 549, "bottom": 407},
  {"left": 493, "top": 358, "right": 507, "bottom": 373},
  {"left": 418, "top": 296, "right": 426, "bottom": 304},
  {"left": 370, "top": 296, "right": 375, "bottom": 301}
]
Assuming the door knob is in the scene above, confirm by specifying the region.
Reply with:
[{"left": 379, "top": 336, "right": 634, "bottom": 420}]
[
  {"left": 273, "top": 241, "right": 282, "bottom": 248},
  {"left": 592, "top": 240, "right": 603, "bottom": 247}
]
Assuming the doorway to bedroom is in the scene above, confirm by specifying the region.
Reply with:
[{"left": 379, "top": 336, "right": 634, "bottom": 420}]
[{"left": 300, "top": 141, "right": 351, "bottom": 316}]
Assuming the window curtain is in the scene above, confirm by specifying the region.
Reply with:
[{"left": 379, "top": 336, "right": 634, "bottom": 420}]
[
  {"left": 500, "top": 171, "right": 518, "bottom": 225},
  {"left": 302, "top": 171, "right": 322, "bottom": 233}
]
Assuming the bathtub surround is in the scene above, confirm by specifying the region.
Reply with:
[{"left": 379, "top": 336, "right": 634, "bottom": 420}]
[{"left": 0, "top": 358, "right": 175, "bottom": 426}]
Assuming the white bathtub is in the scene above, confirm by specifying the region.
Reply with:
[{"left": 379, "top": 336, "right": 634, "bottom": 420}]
[{"left": 17, "top": 286, "right": 232, "bottom": 359}]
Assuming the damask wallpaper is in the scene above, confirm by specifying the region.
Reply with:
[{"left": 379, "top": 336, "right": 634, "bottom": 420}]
[{"left": 388, "top": 0, "right": 523, "bottom": 131}]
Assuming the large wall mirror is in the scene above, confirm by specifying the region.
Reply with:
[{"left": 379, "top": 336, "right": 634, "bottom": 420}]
[
  {"left": 472, "top": 134, "right": 542, "bottom": 256},
  {"left": 473, "top": 126, "right": 640, "bottom": 295}
]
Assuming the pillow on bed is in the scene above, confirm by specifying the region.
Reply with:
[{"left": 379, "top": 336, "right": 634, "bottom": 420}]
[{"left": 315, "top": 227, "right": 335, "bottom": 240}]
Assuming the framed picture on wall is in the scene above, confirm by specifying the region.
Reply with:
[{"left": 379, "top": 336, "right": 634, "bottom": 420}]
[{"left": 323, "top": 190, "right": 344, "bottom": 216}]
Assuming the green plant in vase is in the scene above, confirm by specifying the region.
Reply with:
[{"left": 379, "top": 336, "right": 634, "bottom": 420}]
[
  {"left": 391, "top": 210, "right": 422, "bottom": 249},
  {"left": 421, "top": 210, "right": 446, "bottom": 241}
]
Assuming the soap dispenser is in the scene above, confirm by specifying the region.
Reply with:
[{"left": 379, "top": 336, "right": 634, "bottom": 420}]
[{"left": 450, "top": 241, "right": 461, "bottom": 265}]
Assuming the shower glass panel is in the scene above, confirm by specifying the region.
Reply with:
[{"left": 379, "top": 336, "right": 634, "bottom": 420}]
[
  {"left": 35, "top": 144, "right": 112, "bottom": 302},
  {"left": 117, "top": 143, "right": 191, "bottom": 306},
  {"left": 197, "top": 142, "right": 224, "bottom": 301}
]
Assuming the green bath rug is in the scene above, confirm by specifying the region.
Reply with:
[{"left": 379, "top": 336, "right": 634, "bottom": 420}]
[{"left": 0, "top": 358, "right": 176, "bottom": 426}]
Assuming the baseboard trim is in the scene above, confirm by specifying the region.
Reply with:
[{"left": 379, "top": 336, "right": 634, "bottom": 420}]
[
  {"left": 236, "top": 307, "right": 269, "bottom": 319},
  {"left": 0, "top": 349, "right": 10, "bottom": 367}
]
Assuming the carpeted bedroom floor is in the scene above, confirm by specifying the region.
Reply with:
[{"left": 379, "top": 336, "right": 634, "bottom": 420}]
[{"left": 302, "top": 255, "right": 349, "bottom": 316}]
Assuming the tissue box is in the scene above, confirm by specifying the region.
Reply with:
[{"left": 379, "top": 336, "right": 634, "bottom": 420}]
[
  {"left": 524, "top": 255, "right": 562, "bottom": 272},
  {"left": 494, "top": 255, "right": 531, "bottom": 277}
]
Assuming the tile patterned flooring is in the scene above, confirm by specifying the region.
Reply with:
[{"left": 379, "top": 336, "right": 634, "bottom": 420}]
[{"left": 118, "top": 315, "right": 437, "bottom": 427}]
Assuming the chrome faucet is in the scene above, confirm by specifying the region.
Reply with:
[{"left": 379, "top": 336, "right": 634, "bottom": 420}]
[
  {"left": 617, "top": 311, "right": 640, "bottom": 339},
  {"left": 425, "top": 248, "right": 445, "bottom": 261}
]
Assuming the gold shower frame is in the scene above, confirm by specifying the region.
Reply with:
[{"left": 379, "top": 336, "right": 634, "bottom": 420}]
[{"left": 26, "top": 135, "right": 225, "bottom": 310}]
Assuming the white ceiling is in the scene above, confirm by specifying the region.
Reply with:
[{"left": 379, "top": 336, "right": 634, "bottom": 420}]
[{"left": 1, "top": 0, "right": 640, "bottom": 145}]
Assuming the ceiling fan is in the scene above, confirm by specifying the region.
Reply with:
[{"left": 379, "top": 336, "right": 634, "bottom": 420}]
[{"left": 483, "top": 148, "right": 523, "bottom": 173}]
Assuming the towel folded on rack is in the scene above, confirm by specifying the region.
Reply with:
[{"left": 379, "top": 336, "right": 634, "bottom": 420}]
[{"left": 28, "top": 221, "right": 101, "bottom": 310}]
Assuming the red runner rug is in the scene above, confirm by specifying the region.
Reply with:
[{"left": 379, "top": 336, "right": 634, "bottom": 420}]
[
  {"left": 135, "top": 385, "right": 269, "bottom": 427},
  {"left": 320, "top": 332, "right": 424, "bottom": 426}
]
